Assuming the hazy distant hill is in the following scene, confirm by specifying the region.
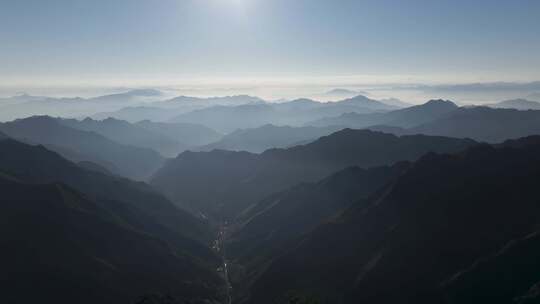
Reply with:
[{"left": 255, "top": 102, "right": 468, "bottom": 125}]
[
  {"left": 198, "top": 124, "right": 344, "bottom": 153},
  {"left": 92, "top": 95, "right": 265, "bottom": 123},
  {"left": 380, "top": 106, "right": 540, "bottom": 143},
  {"left": 0, "top": 116, "right": 164, "bottom": 180},
  {"left": 169, "top": 103, "right": 279, "bottom": 133},
  {"left": 528, "top": 92, "right": 540, "bottom": 102},
  {"left": 333, "top": 95, "right": 398, "bottom": 111},
  {"left": 380, "top": 97, "right": 412, "bottom": 108},
  {"left": 58, "top": 117, "right": 221, "bottom": 157},
  {"left": 59, "top": 117, "right": 185, "bottom": 157},
  {"left": 308, "top": 99, "right": 458, "bottom": 129},
  {"left": 324, "top": 88, "right": 364, "bottom": 97},
  {"left": 0, "top": 90, "right": 163, "bottom": 122},
  {"left": 151, "top": 129, "right": 475, "bottom": 220},
  {"left": 92, "top": 106, "right": 175, "bottom": 122},
  {"left": 156, "top": 94, "right": 265, "bottom": 108},
  {"left": 169, "top": 95, "right": 398, "bottom": 133},
  {"left": 135, "top": 120, "right": 223, "bottom": 147},
  {"left": 487, "top": 98, "right": 540, "bottom": 110},
  {"left": 247, "top": 137, "right": 540, "bottom": 304}
]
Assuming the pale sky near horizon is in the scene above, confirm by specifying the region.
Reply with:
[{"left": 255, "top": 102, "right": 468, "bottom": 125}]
[{"left": 1, "top": 0, "right": 540, "bottom": 88}]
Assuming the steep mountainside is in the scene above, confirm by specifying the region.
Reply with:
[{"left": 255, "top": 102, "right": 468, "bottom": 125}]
[
  {"left": 151, "top": 129, "right": 476, "bottom": 220},
  {"left": 247, "top": 137, "right": 540, "bottom": 304},
  {"left": 0, "top": 139, "right": 214, "bottom": 246},
  {"left": 0, "top": 177, "right": 225, "bottom": 304},
  {"left": 226, "top": 163, "right": 410, "bottom": 301}
]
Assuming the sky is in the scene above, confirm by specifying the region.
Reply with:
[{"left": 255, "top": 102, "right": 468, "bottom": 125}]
[{"left": 1, "top": 0, "right": 540, "bottom": 91}]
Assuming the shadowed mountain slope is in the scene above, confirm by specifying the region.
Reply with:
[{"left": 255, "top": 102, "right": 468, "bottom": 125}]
[
  {"left": 151, "top": 129, "right": 476, "bottom": 220},
  {"left": 225, "top": 163, "right": 410, "bottom": 301},
  {"left": 0, "top": 138, "right": 214, "bottom": 246},
  {"left": 0, "top": 177, "right": 225, "bottom": 304},
  {"left": 246, "top": 137, "right": 540, "bottom": 304}
]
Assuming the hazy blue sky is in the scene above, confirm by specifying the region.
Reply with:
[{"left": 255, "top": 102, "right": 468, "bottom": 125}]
[{"left": 1, "top": 0, "right": 539, "bottom": 87}]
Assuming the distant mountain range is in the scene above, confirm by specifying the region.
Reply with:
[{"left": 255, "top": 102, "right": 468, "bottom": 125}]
[
  {"left": 151, "top": 129, "right": 476, "bottom": 220},
  {"left": 0, "top": 116, "right": 165, "bottom": 180},
  {"left": 0, "top": 90, "right": 163, "bottom": 121},
  {"left": 59, "top": 117, "right": 221, "bottom": 157},
  {"left": 369, "top": 106, "right": 540, "bottom": 143},
  {"left": 135, "top": 120, "right": 222, "bottom": 149},
  {"left": 198, "top": 124, "right": 344, "bottom": 153},
  {"left": 324, "top": 88, "right": 365, "bottom": 96},
  {"left": 168, "top": 95, "right": 400, "bottom": 133},
  {"left": 309, "top": 99, "right": 459, "bottom": 128},
  {"left": 309, "top": 99, "right": 540, "bottom": 144},
  {"left": 487, "top": 98, "right": 540, "bottom": 110},
  {"left": 92, "top": 106, "right": 176, "bottom": 123},
  {"left": 155, "top": 94, "right": 265, "bottom": 108},
  {"left": 6, "top": 90, "right": 540, "bottom": 304},
  {"left": 379, "top": 97, "right": 413, "bottom": 108},
  {"left": 169, "top": 103, "right": 279, "bottom": 133},
  {"left": 59, "top": 117, "right": 184, "bottom": 157},
  {"left": 93, "top": 95, "right": 265, "bottom": 122}
]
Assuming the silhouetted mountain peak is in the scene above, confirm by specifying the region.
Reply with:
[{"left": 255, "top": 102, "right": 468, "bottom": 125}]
[
  {"left": 101, "top": 117, "right": 130, "bottom": 124},
  {"left": 423, "top": 99, "right": 458, "bottom": 108},
  {"left": 500, "top": 135, "right": 540, "bottom": 149},
  {"left": 287, "top": 98, "right": 319, "bottom": 105},
  {"left": 176, "top": 148, "right": 256, "bottom": 162},
  {"left": 11, "top": 115, "right": 60, "bottom": 127},
  {"left": 310, "top": 128, "right": 394, "bottom": 143},
  {"left": 167, "top": 94, "right": 264, "bottom": 106},
  {"left": 125, "top": 88, "right": 162, "bottom": 96},
  {"left": 343, "top": 94, "right": 375, "bottom": 102},
  {"left": 325, "top": 88, "right": 363, "bottom": 96}
]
